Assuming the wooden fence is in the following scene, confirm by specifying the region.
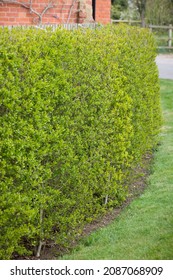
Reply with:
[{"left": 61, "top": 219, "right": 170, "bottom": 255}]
[
  {"left": 111, "top": 19, "right": 142, "bottom": 26},
  {"left": 111, "top": 20, "right": 173, "bottom": 50},
  {"left": 149, "top": 24, "right": 173, "bottom": 49}
]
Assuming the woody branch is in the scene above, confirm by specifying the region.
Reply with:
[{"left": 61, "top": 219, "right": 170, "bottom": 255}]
[{"left": 0, "top": 0, "right": 54, "bottom": 24}]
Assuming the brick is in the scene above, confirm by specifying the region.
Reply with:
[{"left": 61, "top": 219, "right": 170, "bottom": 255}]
[
  {"left": 0, "top": 13, "right": 6, "bottom": 17},
  {"left": 0, "top": 0, "right": 111, "bottom": 26},
  {"left": 0, "top": 7, "right": 10, "bottom": 12}
]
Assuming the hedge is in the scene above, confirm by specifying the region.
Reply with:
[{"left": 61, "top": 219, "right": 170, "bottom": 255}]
[{"left": 0, "top": 25, "right": 161, "bottom": 259}]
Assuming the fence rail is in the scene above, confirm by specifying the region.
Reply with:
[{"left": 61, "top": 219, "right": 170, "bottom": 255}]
[
  {"left": 111, "top": 19, "right": 142, "bottom": 26},
  {"left": 111, "top": 20, "right": 173, "bottom": 49},
  {"left": 149, "top": 24, "right": 173, "bottom": 49}
]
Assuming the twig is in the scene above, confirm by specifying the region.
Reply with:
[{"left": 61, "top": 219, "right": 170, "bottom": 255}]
[
  {"left": 36, "top": 208, "right": 44, "bottom": 258},
  {"left": 0, "top": 0, "right": 54, "bottom": 24},
  {"left": 66, "top": 0, "right": 78, "bottom": 24}
]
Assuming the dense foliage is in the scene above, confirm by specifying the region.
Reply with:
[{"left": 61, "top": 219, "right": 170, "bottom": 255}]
[
  {"left": 111, "top": 0, "right": 128, "bottom": 19},
  {"left": 146, "top": 0, "right": 173, "bottom": 25},
  {"left": 0, "top": 25, "right": 161, "bottom": 259}
]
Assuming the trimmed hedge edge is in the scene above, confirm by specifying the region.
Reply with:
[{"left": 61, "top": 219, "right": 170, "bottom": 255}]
[{"left": 0, "top": 25, "right": 161, "bottom": 259}]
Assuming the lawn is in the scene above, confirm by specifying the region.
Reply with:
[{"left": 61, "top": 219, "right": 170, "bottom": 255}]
[{"left": 60, "top": 79, "right": 173, "bottom": 260}]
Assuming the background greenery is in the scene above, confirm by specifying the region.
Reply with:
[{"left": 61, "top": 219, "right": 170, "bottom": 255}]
[{"left": 111, "top": 0, "right": 173, "bottom": 25}]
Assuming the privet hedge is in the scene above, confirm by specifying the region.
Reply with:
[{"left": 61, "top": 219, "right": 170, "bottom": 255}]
[{"left": 0, "top": 25, "right": 161, "bottom": 259}]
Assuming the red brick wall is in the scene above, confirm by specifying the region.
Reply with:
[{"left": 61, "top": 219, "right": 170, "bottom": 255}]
[
  {"left": 95, "top": 0, "right": 111, "bottom": 24},
  {"left": 0, "top": 0, "right": 110, "bottom": 26}
]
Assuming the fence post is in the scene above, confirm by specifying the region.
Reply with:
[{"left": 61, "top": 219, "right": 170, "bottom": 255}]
[
  {"left": 149, "top": 25, "right": 152, "bottom": 33},
  {"left": 168, "top": 24, "right": 172, "bottom": 47}
]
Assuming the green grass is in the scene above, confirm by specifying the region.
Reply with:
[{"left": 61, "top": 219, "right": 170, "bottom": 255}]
[{"left": 60, "top": 79, "right": 173, "bottom": 260}]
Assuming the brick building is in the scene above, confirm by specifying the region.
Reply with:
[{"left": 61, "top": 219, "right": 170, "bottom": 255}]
[{"left": 0, "top": 0, "right": 111, "bottom": 26}]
